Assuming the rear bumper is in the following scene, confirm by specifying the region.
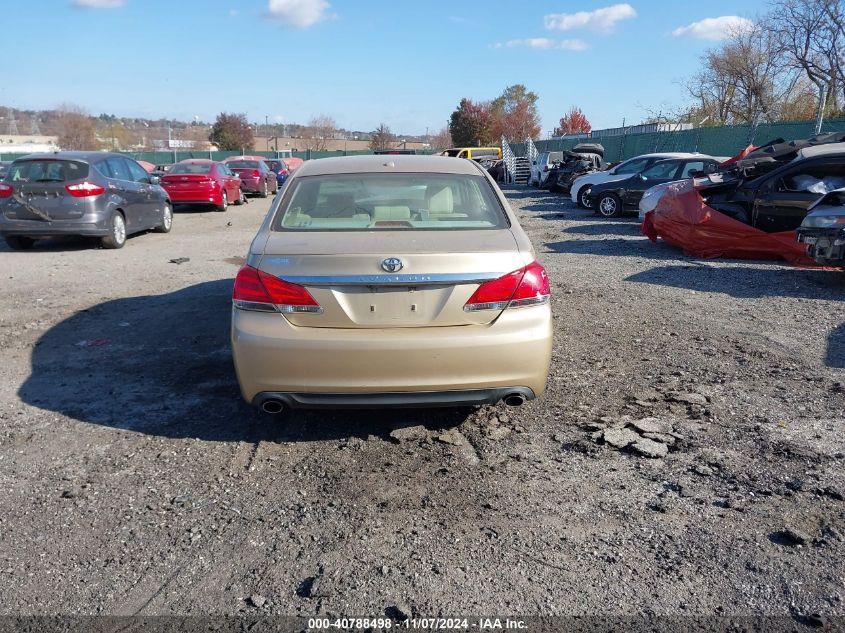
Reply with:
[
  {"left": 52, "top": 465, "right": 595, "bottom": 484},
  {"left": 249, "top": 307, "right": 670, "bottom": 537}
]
[
  {"left": 253, "top": 387, "right": 535, "bottom": 410},
  {"left": 165, "top": 187, "right": 221, "bottom": 205},
  {"left": 0, "top": 218, "right": 110, "bottom": 238},
  {"left": 240, "top": 178, "right": 262, "bottom": 192},
  {"left": 797, "top": 227, "right": 845, "bottom": 265},
  {"left": 231, "top": 305, "right": 552, "bottom": 404}
]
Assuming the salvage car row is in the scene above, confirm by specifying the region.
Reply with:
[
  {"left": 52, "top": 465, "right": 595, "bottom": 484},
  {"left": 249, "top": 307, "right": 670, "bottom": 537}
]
[
  {"left": 530, "top": 133, "right": 845, "bottom": 267},
  {"left": 0, "top": 153, "right": 302, "bottom": 249}
]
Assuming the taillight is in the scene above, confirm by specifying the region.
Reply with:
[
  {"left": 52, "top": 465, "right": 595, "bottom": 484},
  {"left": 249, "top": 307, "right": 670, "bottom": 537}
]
[
  {"left": 251, "top": 170, "right": 261, "bottom": 178},
  {"left": 65, "top": 182, "right": 105, "bottom": 198},
  {"left": 232, "top": 265, "right": 322, "bottom": 314},
  {"left": 0, "top": 183, "right": 12, "bottom": 198},
  {"left": 464, "top": 261, "right": 550, "bottom": 312}
]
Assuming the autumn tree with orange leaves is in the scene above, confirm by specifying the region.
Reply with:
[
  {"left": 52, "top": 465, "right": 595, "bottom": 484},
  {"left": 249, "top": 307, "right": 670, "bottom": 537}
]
[{"left": 555, "top": 107, "right": 592, "bottom": 136}]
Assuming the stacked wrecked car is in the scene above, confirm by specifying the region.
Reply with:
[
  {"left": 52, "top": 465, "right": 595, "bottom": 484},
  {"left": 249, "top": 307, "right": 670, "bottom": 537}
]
[{"left": 641, "top": 132, "right": 845, "bottom": 266}]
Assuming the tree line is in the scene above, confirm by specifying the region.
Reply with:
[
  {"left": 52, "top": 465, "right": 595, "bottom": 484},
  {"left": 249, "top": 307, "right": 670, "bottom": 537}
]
[{"left": 685, "top": 0, "right": 845, "bottom": 125}]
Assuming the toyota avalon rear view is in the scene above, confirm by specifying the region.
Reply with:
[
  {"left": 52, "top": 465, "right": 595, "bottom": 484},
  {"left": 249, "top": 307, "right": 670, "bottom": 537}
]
[{"left": 231, "top": 155, "right": 552, "bottom": 412}]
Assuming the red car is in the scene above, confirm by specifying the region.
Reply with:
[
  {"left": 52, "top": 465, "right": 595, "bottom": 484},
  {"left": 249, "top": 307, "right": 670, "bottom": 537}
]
[
  {"left": 160, "top": 160, "right": 244, "bottom": 211},
  {"left": 223, "top": 156, "right": 278, "bottom": 198}
]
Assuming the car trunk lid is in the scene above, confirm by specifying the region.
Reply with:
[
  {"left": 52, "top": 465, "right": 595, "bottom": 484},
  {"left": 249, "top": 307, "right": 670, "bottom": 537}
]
[{"left": 257, "top": 229, "right": 525, "bottom": 328}]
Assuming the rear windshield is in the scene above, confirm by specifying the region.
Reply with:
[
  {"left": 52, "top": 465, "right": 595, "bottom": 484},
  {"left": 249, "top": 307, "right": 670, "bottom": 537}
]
[
  {"left": 264, "top": 161, "right": 282, "bottom": 170},
  {"left": 169, "top": 163, "right": 213, "bottom": 175},
  {"left": 6, "top": 160, "right": 89, "bottom": 183},
  {"left": 273, "top": 173, "right": 507, "bottom": 231},
  {"left": 227, "top": 160, "right": 260, "bottom": 169}
]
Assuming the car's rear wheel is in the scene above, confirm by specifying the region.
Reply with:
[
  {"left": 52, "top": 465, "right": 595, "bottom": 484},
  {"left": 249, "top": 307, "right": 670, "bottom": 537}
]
[
  {"left": 578, "top": 187, "right": 593, "bottom": 209},
  {"left": 217, "top": 190, "right": 229, "bottom": 212},
  {"left": 101, "top": 211, "right": 127, "bottom": 249},
  {"left": 4, "top": 235, "right": 35, "bottom": 250},
  {"left": 155, "top": 203, "right": 172, "bottom": 233},
  {"left": 259, "top": 181, "right": 269, "bottom": 198},
  {"left": 596, "top": 193, "right": 624, "bottom": 218},
  {"left": 233, "top": 188, "right": 245, "bottom": 206}
]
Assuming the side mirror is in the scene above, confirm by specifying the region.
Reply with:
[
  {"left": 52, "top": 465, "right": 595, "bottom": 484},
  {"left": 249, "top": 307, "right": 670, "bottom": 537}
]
[{"left": 149, "top": 176, "right": 161, "bottom": 185}]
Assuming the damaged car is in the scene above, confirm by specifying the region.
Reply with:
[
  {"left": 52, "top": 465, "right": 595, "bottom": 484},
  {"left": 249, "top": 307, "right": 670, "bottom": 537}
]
[
  {"left": 797, "top": 189, "right": 845, "bottom": 266},
  {"left": 548, "top": 144, "right": 605, "bottom": 194},
  {"left": 701, "top": 137, "right": 845, "bottom": 232}
]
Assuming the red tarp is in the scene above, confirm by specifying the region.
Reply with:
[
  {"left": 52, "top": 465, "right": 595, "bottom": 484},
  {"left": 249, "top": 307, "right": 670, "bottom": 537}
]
[{"left": 641, "top": 179, "right": 816, "bottom": 265}]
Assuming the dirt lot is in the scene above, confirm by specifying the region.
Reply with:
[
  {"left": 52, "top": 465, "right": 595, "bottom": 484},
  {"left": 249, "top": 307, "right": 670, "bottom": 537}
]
[{"left": 0, "top": 185, "right": 843, "bottom": 627}]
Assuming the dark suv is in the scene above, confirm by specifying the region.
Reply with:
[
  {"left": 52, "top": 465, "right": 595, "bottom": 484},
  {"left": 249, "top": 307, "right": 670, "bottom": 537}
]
[{"left": 0, "top": 152, "right": 172, "bottom": 250}]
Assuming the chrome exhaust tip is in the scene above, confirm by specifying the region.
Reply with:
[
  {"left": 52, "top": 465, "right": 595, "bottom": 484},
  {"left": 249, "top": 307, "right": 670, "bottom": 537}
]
[
  {"left": 503, "top": 393, "right": 527, "bottom": 407},
  {"left": 261, "top": 399, "right": 284, "bottom": 414}
]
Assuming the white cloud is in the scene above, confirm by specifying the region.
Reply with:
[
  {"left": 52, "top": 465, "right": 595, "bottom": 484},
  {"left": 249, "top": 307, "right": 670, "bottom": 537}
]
[
  {"left": 71, "top": 0, "right": 124, "bottom": 8},
  {"left": 544, "top": 3, "right": 637, "bottom": 33},
  {"left": 672, "top": 16, "right": 754, "bottom": 40},
  {"left": 266, "top": 0, "right": 332, "bottom": 28},
  {"left": 496, "top": 38, "right": 588, "bottom": 51}
]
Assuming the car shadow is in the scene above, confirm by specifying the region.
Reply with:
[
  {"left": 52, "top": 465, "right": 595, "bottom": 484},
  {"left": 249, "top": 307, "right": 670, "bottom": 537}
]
[
  {"left": 0, "top": 233, "right": 151, "bottom": 253},
  {"left": 19, "top": 279, "right": 473, "bottom": 443},
  {"left": 625, "top": 264, "right": 845, "bottom": 301},
  {"left": 828, "top": 322, "right": 845, "bottom": 369},
  {"left": 544, "top": 237, "right": 688, "bottom": 261},
  {"left": 562, "top": 222, "right": 642, "bottom": 236}
]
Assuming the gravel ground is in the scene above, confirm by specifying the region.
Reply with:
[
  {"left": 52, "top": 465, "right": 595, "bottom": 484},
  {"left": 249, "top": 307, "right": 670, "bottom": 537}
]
[{"left": 0, "top": 185, "right": 843, "bottom": 627}]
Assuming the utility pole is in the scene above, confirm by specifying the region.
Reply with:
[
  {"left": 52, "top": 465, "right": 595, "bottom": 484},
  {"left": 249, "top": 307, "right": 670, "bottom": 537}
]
[{"left": 815, "top": 84, "right": 828, "bottom": 135}]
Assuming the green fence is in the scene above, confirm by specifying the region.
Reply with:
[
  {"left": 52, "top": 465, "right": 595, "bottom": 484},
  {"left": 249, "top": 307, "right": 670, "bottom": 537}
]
[
  {"left": 512, "top": 118, "right": 845, "bottom": 163},
  {"left": 0, "top": 148, "right": 435, "bottom": 163}
]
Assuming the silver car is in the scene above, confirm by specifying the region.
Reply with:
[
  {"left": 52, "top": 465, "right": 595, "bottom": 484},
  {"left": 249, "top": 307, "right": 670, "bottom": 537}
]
[{"left": 0, "top": 151, "right": 172, "bottom": 250}]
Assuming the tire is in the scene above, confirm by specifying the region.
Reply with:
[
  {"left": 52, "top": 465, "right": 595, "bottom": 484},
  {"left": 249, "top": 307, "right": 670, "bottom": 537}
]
[
  {"left": 577, "top": 187, "right": 593, "bottom": 209},
  {"left": 217, "top": 190, "right": 229, "bottom": 212},
  {"left": 233, "top": 188, "right": 245, "bottom": 206},
  {"left": 155, "top": 203, "right": 172, "bottom": 233},
  {"left": 259, "top": 181, "right": 268, "bottom": 198},
  {"left": 101, "top": 211, "right": 127, "bottom": 249},
  {"left": 4, "top": 235, "right": 35, "bottom": 250},
  {"left": 596, "top": 193, "right": 625, "bottom": 218}
]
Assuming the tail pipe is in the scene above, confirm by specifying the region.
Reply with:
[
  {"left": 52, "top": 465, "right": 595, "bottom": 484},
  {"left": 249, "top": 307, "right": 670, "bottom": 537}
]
[
  {"left": 261, "top": 399, "right": 284, "bottom": 414},
  {"left": 503, "top": 393, "right": 527, "bottom": 407}
]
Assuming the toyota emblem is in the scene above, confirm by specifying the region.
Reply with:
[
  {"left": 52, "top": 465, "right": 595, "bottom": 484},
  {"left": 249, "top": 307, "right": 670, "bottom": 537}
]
[{"left": 381, "top": 257, "right": 404, "bottom": 273}]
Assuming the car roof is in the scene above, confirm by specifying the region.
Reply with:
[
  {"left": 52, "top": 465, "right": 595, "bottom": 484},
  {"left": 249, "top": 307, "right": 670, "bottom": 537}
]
[
  {"left": 626, "top": 152, "right": 702, "bottom": 160},
  {"left": 177, "top": 158, "right": 215, "bottom": 164},
  {"left": 294, "top": 155, "right": 485, "bottom": 177},
  {"left": 11, "top": 151, "right": 119, "bottom": 162},
  {"left": 796, "top": 143, "right": 845, "bottom": 160}
]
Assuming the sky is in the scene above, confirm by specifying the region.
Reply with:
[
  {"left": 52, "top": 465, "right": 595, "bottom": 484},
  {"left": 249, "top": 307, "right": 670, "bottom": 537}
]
[{"left": 2, "top": 0, "right": 770, "bottom": 136}]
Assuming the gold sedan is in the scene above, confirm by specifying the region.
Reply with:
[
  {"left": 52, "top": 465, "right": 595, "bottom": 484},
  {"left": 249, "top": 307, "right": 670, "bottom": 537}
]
[{"left": 231, "top": 155, "right": 552, "bottom": 412}]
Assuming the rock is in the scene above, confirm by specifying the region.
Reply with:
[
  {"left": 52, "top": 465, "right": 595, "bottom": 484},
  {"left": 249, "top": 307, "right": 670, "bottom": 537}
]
[
  {"left": 642, "top": 432, "right": 676, "bottom": 446},
  {"left": 486, "top": 426, "right": 511, "bottom": 441},
  {"left": 389, "top": 426, "right": 428, "bottom": 443},
  {"left": 248, "top": 594, "right": 266, "bottom": 608},
  {"left": 380, "top": 565, "right": 389, "bottom": 575},
  {"left": 387, "top": 603, "right": 412, "bottom": 621},
  {"left": 631, "top": 438, "right": 669, "bottom": 458},
  {"left": 667, "top": 392, "right": 708, "bottom": 406},
  {"left": 602, "top": 428, "right": 640, "bottom": 449},
  {"left": 819, "top": 486, "right": 843, "bottom": 501},
  {"left": 435, "top": 429, "right": 465, "bottom": 446},
  {"left": 630, "top": 417, "right": 673, "bottom": 435},
  {"left": 780, "top": 525, "right": 812, "bottom": 546},
  {"left": 580, "top": 421, "right": 604, "bottom": 431},
  {"left": 692, "top": 464, "right": 714, "bottom": 477},
  {"left": 498, "top": 414, "right": 510, "bottom": 424}
]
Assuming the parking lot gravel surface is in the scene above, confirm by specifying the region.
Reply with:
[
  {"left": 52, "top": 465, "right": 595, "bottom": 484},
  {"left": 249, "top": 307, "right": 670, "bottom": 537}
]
[{"left": 0, "top": 186, "right": 843, "bottom": 624}]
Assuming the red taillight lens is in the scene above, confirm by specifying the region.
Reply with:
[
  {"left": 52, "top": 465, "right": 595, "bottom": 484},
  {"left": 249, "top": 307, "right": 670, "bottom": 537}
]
[
  {"left": 0, "top": 183, "right": 12, "bottom": 198},
  {"left": 65, "top": 182, "right": 105, "bottom": 198},
  {"left": 251, "top": 170, "right": 261, "bottom": 178},
  {"left": 233, "top": 265, "right": 321, "bottom": 314},
  {"left": 464, "top": 262, "right": 550, "bottom": 312}
]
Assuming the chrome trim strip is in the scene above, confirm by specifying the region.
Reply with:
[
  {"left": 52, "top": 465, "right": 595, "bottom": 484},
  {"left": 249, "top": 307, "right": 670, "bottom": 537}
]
[{"left": 278, "top": 272, "right": 504, "bottom": 287}]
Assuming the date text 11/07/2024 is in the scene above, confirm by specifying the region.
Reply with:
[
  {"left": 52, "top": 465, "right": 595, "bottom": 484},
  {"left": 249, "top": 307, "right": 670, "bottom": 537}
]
[{"left": 307, "top": 617, "right": 528, "bottom": 630}]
